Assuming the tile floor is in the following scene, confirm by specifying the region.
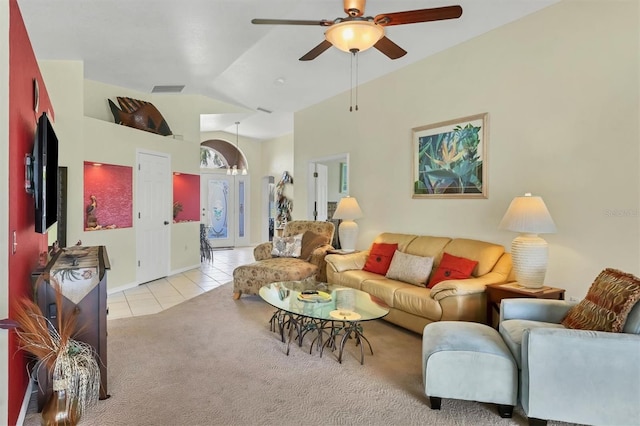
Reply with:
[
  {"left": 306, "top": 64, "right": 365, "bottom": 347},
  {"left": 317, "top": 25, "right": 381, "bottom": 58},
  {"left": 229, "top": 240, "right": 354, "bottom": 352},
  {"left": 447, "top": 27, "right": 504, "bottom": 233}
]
[{"left": 106, "top": 246, "right": 255, "bottom": 320}]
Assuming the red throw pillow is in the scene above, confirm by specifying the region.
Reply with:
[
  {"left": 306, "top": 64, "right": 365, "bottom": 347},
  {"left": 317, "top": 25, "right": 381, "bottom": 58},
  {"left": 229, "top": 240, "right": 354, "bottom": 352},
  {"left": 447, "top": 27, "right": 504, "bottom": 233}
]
[
  {"left": 427, "top": 252, "right": 478, "bottom": 288},
  {"left": 363, "top": 243, "right": 399, "bottom": 275}
]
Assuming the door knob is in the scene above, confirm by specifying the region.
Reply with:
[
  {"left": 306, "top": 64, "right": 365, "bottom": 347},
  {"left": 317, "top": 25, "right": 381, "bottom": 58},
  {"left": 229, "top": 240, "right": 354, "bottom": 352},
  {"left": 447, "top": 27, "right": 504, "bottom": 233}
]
[{"left": 164, "top": 221, "right": 170, "bottom": 225}]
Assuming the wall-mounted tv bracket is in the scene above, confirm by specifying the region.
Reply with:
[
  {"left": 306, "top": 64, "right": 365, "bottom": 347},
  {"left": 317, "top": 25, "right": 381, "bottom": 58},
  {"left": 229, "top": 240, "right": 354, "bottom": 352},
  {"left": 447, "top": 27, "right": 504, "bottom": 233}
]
[{"left": 25, "top": 153, "right": 34, "bottom": 195}]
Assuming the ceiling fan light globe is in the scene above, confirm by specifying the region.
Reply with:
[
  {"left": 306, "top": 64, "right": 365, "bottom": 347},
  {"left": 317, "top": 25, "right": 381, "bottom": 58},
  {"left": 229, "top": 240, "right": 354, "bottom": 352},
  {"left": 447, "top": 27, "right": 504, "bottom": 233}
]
[{"left": 325, "top": 20, "right": 384, "bottom": 53}]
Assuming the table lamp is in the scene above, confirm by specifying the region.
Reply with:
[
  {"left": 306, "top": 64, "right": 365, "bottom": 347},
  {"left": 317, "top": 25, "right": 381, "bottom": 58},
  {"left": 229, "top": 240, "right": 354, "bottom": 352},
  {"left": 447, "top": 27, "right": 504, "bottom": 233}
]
[
  {"left": 499, "top": 193, "right": 556, "bottom": 288},
  {"left": 332, "top": 196, "right": 363, "bottom": 252}
]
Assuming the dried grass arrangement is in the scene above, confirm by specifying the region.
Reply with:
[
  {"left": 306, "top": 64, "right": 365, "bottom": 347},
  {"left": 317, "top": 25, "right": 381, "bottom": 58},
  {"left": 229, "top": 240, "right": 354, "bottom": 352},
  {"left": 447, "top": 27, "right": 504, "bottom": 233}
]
[{"left": 13, "top": 275, "right": 100, "bottom": 418}]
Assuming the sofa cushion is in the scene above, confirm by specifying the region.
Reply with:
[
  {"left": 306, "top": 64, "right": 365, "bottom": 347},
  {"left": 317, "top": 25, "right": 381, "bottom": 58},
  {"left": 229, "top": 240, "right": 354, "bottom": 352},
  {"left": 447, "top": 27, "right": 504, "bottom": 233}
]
[
  {"left": 443, "top": 238, "right": 505, "bottom": 277},
  {"left": 299, "top": 231, "right": 330, "bottom": 261},
  {"left": 233, "top": 257, "right": 318, "bottom": 285},
  {"left": 561, "top": 268, "right": 640, "bottom": 332},
  {"left": 499, "top": 319, "right": 565, "bottom": 368},
  {"left": 271, "top": 233, "right": 303, "bottom": 257},
  {"left": 328, "top": 269, "right": 381, "bottom": 290},
  {"left": 394, "top": 285, "right": 442, "bottom": 322},
  {"left": 404, "top": 236, "right": 452, "bottom": 259},
  {"left": 372, "top": 233, "right": 418, "bottom": 252},
  {"left": 363, "top": 243, "right": 398, "bottom": 275},
  {"left": 385, "top": 250, "right": 434, "bottom": 287},
  {"left": 428, "top": 253, "right": 478, "bottom": 288},
  {"left": 361, "top": 278, "right": 407, "bottom": 308}
]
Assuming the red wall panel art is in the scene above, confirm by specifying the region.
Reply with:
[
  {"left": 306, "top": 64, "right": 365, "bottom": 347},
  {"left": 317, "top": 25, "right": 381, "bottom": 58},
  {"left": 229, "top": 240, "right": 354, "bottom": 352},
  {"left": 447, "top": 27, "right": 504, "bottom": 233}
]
[
  {"left": 172, "top": 173, "right": 199, "bottom": 222},
  {"left": 83, "top": 162, "right": 133, "bottom": 229}
]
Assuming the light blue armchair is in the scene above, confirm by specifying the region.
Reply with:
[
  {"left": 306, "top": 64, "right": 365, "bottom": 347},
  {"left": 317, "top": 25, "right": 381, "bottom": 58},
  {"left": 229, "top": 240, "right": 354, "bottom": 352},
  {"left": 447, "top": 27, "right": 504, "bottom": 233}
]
[{"left": 499, "top": 298, "right": 640, "bottom": 426}]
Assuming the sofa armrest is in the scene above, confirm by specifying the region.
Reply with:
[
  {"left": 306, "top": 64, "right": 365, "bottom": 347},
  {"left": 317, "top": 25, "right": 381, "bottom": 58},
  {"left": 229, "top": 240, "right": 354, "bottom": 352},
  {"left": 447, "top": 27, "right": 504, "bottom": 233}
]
[
  {"left": 253, "top": 242, "right": 273, "bottom": 261},
  {"left": 522, "top": 327, "right": 640, "bottom": 424},
  {"left": 429, "top": 272, "right": 505, "bottom": 301},
  {"left": 325, "top": 251, "right": 368, "bottom": 273},
  {"left": 500, "top": 298, "right": 572, "bottom": 324}
]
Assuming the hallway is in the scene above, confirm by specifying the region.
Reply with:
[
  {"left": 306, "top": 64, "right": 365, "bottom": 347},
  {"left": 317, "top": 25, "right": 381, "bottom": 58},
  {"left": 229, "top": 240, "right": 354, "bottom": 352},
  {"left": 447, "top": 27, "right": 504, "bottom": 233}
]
[{"left": 106, "top": 247, "right": 254, "bottom": 319}]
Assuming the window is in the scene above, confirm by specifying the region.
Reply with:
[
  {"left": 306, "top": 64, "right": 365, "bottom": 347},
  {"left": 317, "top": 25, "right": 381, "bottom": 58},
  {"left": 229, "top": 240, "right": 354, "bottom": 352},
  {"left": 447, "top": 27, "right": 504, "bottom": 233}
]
[{"left": 200, "top": 146, "right": 227, "bottom": 169}]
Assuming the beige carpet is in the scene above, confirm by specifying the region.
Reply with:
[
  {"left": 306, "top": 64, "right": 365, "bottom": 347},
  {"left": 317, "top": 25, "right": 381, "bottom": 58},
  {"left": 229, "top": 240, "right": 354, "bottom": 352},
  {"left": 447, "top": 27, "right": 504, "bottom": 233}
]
[{"left": 24, "top": 283, "right": 574, "bottom": 426}]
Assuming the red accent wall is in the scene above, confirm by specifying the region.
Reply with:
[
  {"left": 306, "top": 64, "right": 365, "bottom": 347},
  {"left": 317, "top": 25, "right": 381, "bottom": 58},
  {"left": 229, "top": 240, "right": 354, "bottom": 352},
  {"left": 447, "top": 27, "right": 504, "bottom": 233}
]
[
  {"left": 7, "top": 0, "right": 55, "bottom": 423},
  {"left": 83, "top": 162, "right": 133, "bottom": 229},
  {"left": 172, "top": 173, "right": 199, "bottom": 221}
]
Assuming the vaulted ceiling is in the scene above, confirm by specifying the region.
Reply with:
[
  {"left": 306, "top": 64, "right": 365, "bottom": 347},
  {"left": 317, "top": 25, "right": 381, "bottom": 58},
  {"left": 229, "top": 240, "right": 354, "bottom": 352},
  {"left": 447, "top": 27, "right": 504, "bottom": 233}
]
[{"left": 18, "top": 0, "right": 557, "bottom": 140}]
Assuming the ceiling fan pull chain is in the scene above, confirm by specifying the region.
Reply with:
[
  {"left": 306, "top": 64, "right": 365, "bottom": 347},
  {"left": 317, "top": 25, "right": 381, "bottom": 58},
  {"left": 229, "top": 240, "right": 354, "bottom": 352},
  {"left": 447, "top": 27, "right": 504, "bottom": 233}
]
[
  {"left": 349, "top": 50, "right": 354, "bottom": 112},
  {"left": 355, "top": 51, "right": 359, "bottom": 111}
]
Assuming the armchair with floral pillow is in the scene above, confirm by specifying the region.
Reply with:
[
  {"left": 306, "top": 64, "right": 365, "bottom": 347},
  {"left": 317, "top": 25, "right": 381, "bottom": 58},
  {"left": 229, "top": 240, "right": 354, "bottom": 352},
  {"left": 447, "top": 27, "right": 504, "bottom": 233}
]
[{"left": 232, "top": 220, "right": 334, "bottom": 299}]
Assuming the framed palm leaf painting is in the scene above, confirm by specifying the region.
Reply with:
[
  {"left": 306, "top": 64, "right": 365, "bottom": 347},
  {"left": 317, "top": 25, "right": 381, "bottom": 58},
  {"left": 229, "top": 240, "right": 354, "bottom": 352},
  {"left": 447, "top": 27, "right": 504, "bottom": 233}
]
[{"left": 413, "top": 113, "right": 488, "bottom": 199}]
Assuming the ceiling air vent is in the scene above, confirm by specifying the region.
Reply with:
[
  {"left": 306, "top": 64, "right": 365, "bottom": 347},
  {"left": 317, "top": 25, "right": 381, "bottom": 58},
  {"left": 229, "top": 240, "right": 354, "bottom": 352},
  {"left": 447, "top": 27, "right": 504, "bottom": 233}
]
[
  {"left": 257, "top": 107, "right": 272, "bottom": 114},
  {"left": 151, "top": 85, "right": 185, "bottom": 93}
]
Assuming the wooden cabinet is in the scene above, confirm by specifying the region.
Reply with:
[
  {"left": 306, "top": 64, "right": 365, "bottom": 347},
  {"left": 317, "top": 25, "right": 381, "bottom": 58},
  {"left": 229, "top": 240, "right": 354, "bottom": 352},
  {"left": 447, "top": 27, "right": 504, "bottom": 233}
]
[{"left": 35, "top": 245, "right": 110, "bottom": 410}]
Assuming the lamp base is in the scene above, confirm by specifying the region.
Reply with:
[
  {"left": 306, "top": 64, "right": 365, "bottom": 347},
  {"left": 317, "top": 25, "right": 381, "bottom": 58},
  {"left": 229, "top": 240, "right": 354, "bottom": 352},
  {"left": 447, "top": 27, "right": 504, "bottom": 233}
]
[
  {"left": 511, "top": 233, "right": 549, "bottom": 288},
  {"left": 338, "top": 220, "right": 358, "bottom": 252}
]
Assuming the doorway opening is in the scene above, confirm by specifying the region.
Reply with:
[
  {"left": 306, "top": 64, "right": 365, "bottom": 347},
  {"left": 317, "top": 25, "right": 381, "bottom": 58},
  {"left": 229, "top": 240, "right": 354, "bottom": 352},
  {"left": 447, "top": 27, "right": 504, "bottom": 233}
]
[
  {"left": 200, "top": 139, "right": 250, "bottom": 248},
  {"left": 308, "top": 153, "right": 349, "bottom": 248}
]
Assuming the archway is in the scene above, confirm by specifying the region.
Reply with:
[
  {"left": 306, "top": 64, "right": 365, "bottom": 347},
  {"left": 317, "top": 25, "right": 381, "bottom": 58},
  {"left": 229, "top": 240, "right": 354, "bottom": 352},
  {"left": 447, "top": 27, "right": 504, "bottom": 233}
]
[
  {"left": 200, "top": 139, "right": 247, "bottom": 171},
  {"left": 199, "top": 139, "right": 250, "bottom": 249}
]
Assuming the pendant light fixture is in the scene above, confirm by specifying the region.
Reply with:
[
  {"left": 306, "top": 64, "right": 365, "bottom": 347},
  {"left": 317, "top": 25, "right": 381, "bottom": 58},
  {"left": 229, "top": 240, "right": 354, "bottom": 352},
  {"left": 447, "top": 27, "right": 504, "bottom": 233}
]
[{"left": 226, "top": 121, "right": 247, "bottom": 176}]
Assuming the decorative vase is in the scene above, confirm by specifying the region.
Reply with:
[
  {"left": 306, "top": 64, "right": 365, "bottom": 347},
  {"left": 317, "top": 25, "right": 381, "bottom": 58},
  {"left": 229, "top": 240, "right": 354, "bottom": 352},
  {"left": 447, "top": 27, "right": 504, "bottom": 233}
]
[{"left": 41, "top": 381, "right": 81, "bottom": 426}]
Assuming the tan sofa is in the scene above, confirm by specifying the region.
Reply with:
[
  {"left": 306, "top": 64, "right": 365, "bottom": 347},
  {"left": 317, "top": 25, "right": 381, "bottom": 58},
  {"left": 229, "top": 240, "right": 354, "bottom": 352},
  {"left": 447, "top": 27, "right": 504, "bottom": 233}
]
[
  {"left": 232, "top": 221, "right": 335, "bottom": 299},
  {"left": 325, "top": 233, "right": 512, "bottom": 334}
]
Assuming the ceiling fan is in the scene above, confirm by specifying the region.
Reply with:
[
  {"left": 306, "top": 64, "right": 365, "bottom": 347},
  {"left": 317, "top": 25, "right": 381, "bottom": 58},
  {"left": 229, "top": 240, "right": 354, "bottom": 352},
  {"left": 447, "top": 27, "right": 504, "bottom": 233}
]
[{"left": 252, "top": 0, "right": 463, "bottom": 61}]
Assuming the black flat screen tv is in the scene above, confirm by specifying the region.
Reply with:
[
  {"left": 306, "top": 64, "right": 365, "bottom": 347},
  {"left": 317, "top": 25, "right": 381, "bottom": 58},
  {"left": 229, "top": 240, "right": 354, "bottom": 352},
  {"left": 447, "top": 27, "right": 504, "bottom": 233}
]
[{"left": 33, "top": 112, "right": 59, "bottom": 234}]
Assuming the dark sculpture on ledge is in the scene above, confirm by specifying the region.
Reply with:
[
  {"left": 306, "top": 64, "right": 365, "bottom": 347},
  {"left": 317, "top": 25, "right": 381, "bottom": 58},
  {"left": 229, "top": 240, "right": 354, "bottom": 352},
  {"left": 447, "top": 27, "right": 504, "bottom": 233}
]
[{"left": 108, "top": 96, "right": 173, "bottom": 136}]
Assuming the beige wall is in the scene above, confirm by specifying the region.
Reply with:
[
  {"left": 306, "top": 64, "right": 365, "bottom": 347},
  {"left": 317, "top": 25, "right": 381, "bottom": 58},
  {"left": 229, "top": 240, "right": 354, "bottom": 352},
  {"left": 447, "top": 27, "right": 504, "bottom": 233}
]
[
  {"left": 261, "top": 132, "right": 294, "bottom": 178},
  {"left": 294, "top": 1, "right": 639, "bottom": 300},
  {"left": 39, "top": 65, "right": 252, "bottom": 291}
]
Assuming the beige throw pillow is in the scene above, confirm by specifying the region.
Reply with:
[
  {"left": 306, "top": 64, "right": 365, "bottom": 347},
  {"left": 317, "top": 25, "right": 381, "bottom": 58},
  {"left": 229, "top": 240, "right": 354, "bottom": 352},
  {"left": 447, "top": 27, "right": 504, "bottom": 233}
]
[{"left": 385, "top": 250, "right": 434, "bottom": 287}]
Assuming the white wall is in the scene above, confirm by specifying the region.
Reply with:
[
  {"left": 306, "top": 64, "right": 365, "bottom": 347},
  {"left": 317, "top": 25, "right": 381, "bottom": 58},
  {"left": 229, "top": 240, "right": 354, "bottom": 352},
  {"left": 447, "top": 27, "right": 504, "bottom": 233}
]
[{"left": 293, "top": 1, "right": 640, "bottom": 300}]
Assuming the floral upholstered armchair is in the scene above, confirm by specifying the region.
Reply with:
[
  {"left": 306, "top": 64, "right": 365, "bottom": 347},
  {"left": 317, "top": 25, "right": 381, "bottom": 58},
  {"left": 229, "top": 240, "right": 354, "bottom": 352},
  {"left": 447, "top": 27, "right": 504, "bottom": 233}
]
[{"left": 232, "top": 220, "right": 335, "bottom": 299}]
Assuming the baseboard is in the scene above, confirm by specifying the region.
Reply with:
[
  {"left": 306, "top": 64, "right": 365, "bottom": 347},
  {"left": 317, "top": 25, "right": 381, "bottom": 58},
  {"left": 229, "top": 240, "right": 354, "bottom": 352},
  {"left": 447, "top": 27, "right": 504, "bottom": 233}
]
[
  {"left": 16, "top": 377, "right": 33, "bottom": 425},
  {"left": 170, "top": 264, "right": 201, "bottom": 276},
  {"left": 107, "top": 281, "right": 138, "bottom": 295},
  {"left": 107, "top": 264, "right": 201, "bottom": 295}
]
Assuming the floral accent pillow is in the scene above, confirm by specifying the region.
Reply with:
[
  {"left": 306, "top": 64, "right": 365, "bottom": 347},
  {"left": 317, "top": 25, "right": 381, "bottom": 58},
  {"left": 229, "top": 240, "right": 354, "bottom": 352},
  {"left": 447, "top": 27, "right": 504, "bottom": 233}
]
[{"left": 271, "top": 233, "right": 303, "bottom": 258}]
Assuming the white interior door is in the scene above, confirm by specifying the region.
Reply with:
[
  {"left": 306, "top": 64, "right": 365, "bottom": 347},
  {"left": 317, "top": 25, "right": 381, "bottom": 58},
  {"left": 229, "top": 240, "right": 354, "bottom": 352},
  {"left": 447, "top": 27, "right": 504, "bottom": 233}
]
[{"left": 136, "top": 150, "right": 171, "bottom": 284}]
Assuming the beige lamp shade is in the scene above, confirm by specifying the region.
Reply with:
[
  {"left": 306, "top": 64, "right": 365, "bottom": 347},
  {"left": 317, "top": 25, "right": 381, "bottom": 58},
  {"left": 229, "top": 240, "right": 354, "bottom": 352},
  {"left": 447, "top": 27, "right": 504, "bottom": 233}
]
[
  {"left": 324, "top": 20, "right": 384, "bottom": 53},
  {"left": 499, "top": 193, "right": 556, "bottom": 288},
  {"left": 333, "top": 196, "right": 363, "bottom": 252}
]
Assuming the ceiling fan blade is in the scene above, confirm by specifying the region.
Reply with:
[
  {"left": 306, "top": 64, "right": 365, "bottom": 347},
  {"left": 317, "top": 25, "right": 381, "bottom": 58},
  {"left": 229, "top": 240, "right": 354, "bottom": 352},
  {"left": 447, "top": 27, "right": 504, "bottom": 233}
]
[
  {"left": 344, "top": 0, "right": 366, "bottom": 17},
  {"left": 299, "top": 40, "right": 333, "bottom": 61},
  {"left": 373, "top": 36, "right": 407, "bottom": 60},
  {"left": 374, "top": 5, "right": 463, "bottom": 27},
  {"left": 251, "top": 18, "right": 333, "bottom": 27}
]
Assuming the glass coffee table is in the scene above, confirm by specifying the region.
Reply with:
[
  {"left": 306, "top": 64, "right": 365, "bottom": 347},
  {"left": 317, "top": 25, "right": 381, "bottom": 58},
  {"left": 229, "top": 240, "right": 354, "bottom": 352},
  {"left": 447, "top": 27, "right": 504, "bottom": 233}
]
[{"left": 259, "top": 280, "right": 389, "bottom": 365}]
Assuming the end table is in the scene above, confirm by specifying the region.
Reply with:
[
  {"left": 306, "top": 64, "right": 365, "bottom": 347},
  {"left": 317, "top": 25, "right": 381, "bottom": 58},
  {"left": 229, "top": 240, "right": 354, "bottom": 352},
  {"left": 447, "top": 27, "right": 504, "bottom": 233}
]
[{"left": 485, "top": 282, "right": 565, "bottom": 328}]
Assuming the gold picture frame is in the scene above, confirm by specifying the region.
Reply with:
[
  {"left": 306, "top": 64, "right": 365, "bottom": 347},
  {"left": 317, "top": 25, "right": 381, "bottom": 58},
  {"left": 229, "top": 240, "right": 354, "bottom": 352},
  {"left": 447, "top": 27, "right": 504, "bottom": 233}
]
[{"left": 412, "top": 113, "right": 488, "bottom": 199}]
